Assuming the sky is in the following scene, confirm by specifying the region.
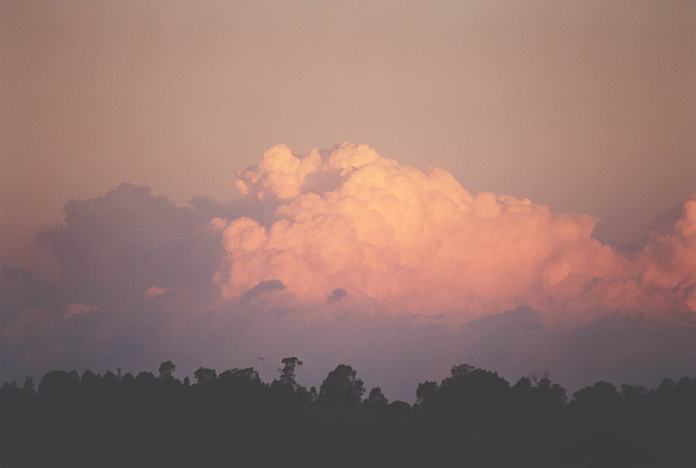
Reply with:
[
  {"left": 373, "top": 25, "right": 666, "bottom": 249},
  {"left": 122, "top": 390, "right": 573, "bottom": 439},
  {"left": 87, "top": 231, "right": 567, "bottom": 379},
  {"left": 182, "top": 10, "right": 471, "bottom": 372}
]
[
  {"left": 1, "top": 0, "right": 695, "bottom": 398},
  {"left": 3, "top": 0, "right": 695, "bottom": 272}
]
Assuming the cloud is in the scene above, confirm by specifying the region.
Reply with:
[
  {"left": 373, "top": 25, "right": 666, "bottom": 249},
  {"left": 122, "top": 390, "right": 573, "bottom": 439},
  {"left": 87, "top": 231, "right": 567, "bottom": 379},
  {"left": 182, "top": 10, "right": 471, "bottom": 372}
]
[
  {"left": 327, "top": 288, "right": 347, "bottom": 303},
  {"left": 0, "top": 143, "right": 695, "bottom": 400},
  {"left": 64, "top": 303, "right": 98, "bottom": 319},
  {"left": 240, "top": 279, "right": 285, "bottom": 304},
  {"left": 215, "top": 143, "right": 696, "bottom": 325},
  {"left": 37, "top": 183, "right": 227, "bottom": 307},
  {"left": 0, "top": 268, "right": 54, "bottom": 325},
  {"left": 145, "top": 286, "right": 170, "bottom": 299}
]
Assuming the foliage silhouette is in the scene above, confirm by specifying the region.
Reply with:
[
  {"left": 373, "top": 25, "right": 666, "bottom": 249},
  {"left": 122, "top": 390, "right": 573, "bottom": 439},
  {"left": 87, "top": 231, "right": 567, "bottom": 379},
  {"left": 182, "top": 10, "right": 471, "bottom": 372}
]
[
  {"left": 317, "top": 364, "right": 365, "bottom": 408},
  {"left": 158, "top": 360, "right": 176, "bottom": 379},
  {"left": 1, "top": 358, "right": 695, "bottom": 467}
]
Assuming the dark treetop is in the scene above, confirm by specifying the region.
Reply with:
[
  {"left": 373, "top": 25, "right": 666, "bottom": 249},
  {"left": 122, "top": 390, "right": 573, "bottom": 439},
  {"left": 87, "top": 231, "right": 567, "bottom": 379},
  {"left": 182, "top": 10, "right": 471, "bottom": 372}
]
[{"left": 2, "top": 359, "right": 695, "bottom": 468}]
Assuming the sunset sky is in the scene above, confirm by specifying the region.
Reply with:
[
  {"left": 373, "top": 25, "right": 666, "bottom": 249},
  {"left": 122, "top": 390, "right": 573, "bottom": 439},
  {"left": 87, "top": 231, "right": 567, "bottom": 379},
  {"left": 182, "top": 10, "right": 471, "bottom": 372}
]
[{"left": 1, "top": 0, "right": 695, "bottom": 398}]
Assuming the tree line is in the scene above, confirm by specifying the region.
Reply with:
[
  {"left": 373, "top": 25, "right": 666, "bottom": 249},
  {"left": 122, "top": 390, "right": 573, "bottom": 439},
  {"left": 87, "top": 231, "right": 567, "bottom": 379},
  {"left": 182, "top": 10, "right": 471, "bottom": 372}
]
[{"left": 1, "top": 358, "right": 695, "bottom": 467}]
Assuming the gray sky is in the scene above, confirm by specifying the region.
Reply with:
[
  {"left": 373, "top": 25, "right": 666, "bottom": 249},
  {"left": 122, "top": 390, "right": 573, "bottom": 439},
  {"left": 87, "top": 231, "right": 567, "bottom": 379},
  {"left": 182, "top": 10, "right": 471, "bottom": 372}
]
[{"left": 2, "top": 0, "right": 695, "bottom": 273}]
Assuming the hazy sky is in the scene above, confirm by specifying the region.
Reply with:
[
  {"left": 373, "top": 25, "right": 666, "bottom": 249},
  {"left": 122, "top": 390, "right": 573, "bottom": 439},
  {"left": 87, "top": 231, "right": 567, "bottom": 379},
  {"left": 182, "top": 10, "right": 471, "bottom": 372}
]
[
  {"left": 2, "top": 0, "right": 695, "bottom": 272},
  {"left": 2, "top": 1, "right": 696, "bottom": 394}
]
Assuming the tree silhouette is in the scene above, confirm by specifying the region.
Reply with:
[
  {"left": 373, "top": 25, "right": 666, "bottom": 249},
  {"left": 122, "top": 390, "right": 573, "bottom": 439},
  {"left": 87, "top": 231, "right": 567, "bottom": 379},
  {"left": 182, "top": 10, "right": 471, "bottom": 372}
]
[
  {"left": 415, "top": 380, "right": 438, "bottom": 413},
  {"left": 38, "top": 370, "right": 80, "bottom": 397},
  {"left": 318, "top": 364, "right": 364, "bottom": 407},
  {"left": 194, "top": 367, "right": 217, "bottom": 385},
  {"left": 21, "top": 377, "right": 34, "bottom": 393},
  {"left": 364, "top": 387, "right": 388, "bottom": 409},
  {"left": 158, "top": 360, "right": 176, "bottom": 379},
  {"left": 273, "top": 356, "right": 303, "bottom": 390},
  {"left": 2, "top": 360, "right": 696, "bottom": 467},
  {"left": 421, "top": 363, "right": 510, "bottom": 426}
]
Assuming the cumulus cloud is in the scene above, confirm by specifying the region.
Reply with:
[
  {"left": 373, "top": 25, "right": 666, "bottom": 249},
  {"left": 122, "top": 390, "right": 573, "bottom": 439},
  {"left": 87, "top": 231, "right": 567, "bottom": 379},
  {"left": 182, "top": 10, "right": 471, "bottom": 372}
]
[
  {"left": 37, "top": 183, "right": 226, "bottom": 307},
  {"left": 0, "top": 143, "right": 695, "bottom": 400},
  {"left": 215, "top": 143, "right": 696, "bottom": 325}
]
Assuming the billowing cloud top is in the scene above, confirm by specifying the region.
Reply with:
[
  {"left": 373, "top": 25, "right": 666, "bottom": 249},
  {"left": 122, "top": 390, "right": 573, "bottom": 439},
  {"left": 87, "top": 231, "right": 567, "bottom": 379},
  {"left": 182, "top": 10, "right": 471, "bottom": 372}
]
[
  {"left": 215, "top": 143, "right": 696, "bottom": 324},
  {"left": 1, "top": 142, "right": 695, "bottom": 397}
]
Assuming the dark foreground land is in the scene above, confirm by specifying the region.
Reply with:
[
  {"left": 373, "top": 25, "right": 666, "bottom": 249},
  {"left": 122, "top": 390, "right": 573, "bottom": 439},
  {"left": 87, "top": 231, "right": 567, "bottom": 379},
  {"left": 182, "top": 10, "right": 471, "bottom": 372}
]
[{"left": 1, "top": 359, "right": 695, "bottom": 468}]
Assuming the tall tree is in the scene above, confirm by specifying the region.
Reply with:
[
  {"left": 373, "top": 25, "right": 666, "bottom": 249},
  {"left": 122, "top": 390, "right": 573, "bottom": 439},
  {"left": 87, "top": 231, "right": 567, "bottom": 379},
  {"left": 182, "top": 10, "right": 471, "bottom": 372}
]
[
  {"left": 273, "top": 356, "right": 303, "bottom": 391},
  {"left": 318, "top": 364, "right": 364, "bottom": 408},
  {"left": 158, "top": 361, "right": 176, "bottom": 380}
]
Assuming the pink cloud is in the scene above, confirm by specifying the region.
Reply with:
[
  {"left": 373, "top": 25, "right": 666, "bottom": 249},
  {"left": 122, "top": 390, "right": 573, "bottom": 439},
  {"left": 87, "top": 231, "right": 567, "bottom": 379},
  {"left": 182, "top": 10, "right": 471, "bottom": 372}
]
[
  {"left": 214, "top": 143, "right": 696, "bottom": 325},
  {"left": 64, "top": 303, "right": 98, "bottom": 319},
  {"left": 145, "top": 286, "right": 170, "bottom": 299}
]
